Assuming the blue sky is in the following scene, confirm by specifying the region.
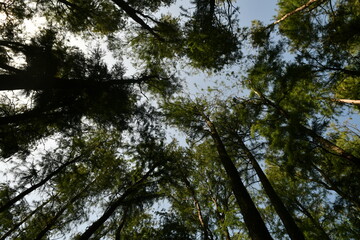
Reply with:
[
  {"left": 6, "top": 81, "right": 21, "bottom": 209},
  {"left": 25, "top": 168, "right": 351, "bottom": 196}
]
[{"left": 236, "top": 0, "right": 278, "bottom": 26}]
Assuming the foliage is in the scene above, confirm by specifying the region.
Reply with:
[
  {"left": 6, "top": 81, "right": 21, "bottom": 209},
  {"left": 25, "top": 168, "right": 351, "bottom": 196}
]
[{"left": 0, "top": 0, "right": 359, "bottom": 239}]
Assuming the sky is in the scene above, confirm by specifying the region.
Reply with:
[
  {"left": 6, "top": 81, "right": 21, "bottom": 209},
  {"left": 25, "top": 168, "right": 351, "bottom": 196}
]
[
  {"left": 236, "top": 0, "right": 278, "bottom": 26},
  {"left": 0, "top": 0, "right": 280, "bottom": 190},
  {"left": 182, "top": 0, "right": 278, "bottom": 97},
  {"left": 1, "top": 1, "right": 280, "bottom": 235},
  {"left": 1, "top": 0, "right": 359, "bottom": 238}
]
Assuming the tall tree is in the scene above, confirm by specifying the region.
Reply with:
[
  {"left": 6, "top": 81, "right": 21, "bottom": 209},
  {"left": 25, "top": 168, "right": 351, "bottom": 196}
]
[{"left": 164, "top": 98, "right": 274, "bottom": 240}]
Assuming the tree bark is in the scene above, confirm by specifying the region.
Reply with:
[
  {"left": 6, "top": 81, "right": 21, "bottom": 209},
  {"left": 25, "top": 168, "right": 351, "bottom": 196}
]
[
  {"left": 236, "top": 138, "right": 305, "bottom": 240},
  {"left": 200, "top": 112, "right": 273, "bottom": 240}
]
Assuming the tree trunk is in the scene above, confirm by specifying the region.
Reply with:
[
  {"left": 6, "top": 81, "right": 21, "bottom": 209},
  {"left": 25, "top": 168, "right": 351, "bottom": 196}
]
[
  {"left": 310, "top": 163, "right": 360, "bottom": 207},
  {"left": 0, "top": 109, "right": 65, "bottom": 126},
  {"left": 115, "top": 208, "right": 128, "bottom": 240},
  {"left": 110, "top": 0, "right": 163, "bottom": 41},
  {"left": 201, "top": 113, "right": 273, "bottom": 240},
  {"left": 0, "top": 74, "right": 152, "bottom": 91},
  {"left": 295, "top": 200, "right": 331, "bottom": 240},
  {"left": 212, "top": 198, "right": 231, "bottom": 240},
  {"left": 0, "top": 197, "right": 52, "bottom": 240},
  {"left": 78, "top": 162, "right": 159, "bottom": 240},
  {"left": 34, "top": 186, "right": 90, "bottom": 240},
  {"left": 182, "top": 176, "right": 212, "bottom": 240},
  {"left": 237, "top": 138, "right": 305, "bottom": 240},
  {"left": 300, "top": 125, "right": 360, "bottom": 166}
]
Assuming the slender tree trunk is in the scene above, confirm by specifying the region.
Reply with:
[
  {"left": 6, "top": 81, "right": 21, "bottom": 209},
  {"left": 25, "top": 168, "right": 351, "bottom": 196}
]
[
  {"left": 79, "top": 188, "right": 136, "bottom": 239},
  {"left": 209, "top": 0, "right": 216, "bottom": 18},
  {"left": 300, "top": 126, "right": 360, "bottom": 166},
  {"left": 236, "top": 137, "right": 305, "bottom": 240},
  {"left": 200, "top": 113, "right": 273, "bottom": 240},
  {"left": 0, "top": 155, "right": 81, "bottom": 213},
  {"left": 78, "top": 163, "right": 159, "bottom": 240},
  {"left": 251, "top": 89, "right": 360, "bottom": 166},
  {"left": 311, "top": 163, "right": 360, "bottom": 207},
  {"left": 295, "top": 200, "right": 331, "bottom": 240},
  {"left": 115, "top": 208, "right": 128, "bottom": 240},
  {"left": 56, "top": 0, "right": 83, "bottom": 10},
  {"left": 34, "top": 186, "right": 90, "bottom": 240},
  {"left": 55, "top": 0, "right": 163, "bottom": 40},
  {"left": 182, "top": 176, "right": 212, "bottom": 240},
  {"left": 110, "top": 0, "right": 164, "bottom": 41},
  {"left": 267, "top": 0, "right": 326, "bottom": 28},
  {"left": 0, "top": 197, "right": 53, "bottom": 240},
  {"left": 0, "top": 63, "right": 22, "bottom": 73},
  {"left": 212, "top": 198, "right": 231, "bottom": 240}
]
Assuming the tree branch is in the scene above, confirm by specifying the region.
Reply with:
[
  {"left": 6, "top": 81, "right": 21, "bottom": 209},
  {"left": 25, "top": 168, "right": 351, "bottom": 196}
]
[
  {"left": 267, "top": 0, "right": 327, "bottom": 29},
  {"left": 110, "top": 0, "right": 164, "bottom": 41}
]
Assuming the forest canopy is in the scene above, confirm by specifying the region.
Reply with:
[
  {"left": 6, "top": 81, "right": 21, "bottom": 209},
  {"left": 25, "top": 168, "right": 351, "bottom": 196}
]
[{"left": 0, "top": 0, "right": 359, "bottom": 239}]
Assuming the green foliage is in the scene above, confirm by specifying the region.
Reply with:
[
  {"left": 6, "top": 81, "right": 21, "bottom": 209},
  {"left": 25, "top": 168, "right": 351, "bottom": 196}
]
[
  {"left": 0, "top": 0, "right": 359, "bottom": 239},
  {"left": 184, "top": 19, "right": 241, "bottom": 70}
]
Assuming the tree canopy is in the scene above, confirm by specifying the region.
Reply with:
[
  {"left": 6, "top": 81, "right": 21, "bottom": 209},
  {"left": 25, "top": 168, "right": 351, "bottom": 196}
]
[{"left": 0, "top": 0, "right": 359, "bottom": 239}]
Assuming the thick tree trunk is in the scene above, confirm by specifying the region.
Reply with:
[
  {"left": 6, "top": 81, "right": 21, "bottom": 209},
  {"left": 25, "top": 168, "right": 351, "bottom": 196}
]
[
  {"left": 201, "top": 113, "right": 273, "bottom": 240},
  {"left": 0, "top": 156, "right": 81, "bottom": 213},
  {"left": 237, "top": 138, "right": 305, "bottom": 240},
  {"left": 0, "top": 74, "right": 152, "bottom": 91}
]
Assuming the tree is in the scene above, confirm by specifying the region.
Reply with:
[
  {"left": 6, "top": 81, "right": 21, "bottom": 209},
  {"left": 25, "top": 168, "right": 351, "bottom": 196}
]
[
  {"left": 0, "top": 113, "right": 179, "bottom": 239},
  {"left": 164, "top": 97, "right": 274, "bottom": 240},
  {"left": 213, "top": 99, "right": 305, "bottom": 240},
  {"left": 1, "top": 0, "right": 359, "bottom": 239},
  {"left": 0, "top": 0, "right": 183, "bottom": 158}
]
